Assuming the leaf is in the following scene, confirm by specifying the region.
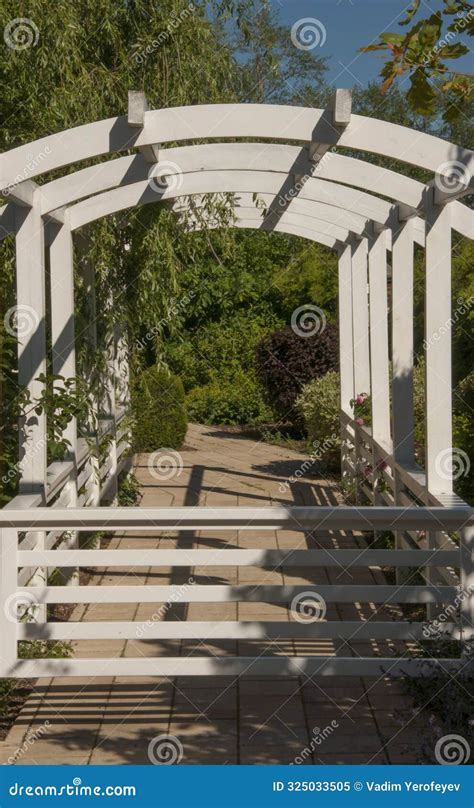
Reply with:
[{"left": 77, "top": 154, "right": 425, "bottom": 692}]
[
  {"left": 407, "top": 69, "right": 437, "bottom": 115},
  {"left": 399, "top": 0, "right": 421, "bottom": 25},
  {"left": 437, "top": 43, "right": 470, "bottom": 59}
]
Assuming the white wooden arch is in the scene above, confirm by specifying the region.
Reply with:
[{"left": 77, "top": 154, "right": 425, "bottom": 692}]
[{"left": 0, "top": 92, "right": 473, "bottom": 680}]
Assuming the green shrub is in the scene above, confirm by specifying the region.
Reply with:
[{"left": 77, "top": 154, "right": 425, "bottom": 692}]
[
  {"left": 186, "top": 372, "right": 272, "bottom": 425},
  {"left": 163, "top": 311, "right": 283, "bottom": 392},
  {"left": 296, "top": 371, "right": 341, "bottom": 470},
  {"left": 131, "top": 366, "right": 187, "bottom": 451}
]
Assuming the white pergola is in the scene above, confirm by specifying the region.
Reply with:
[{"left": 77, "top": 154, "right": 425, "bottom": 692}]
[{"left": 0, "top": 90, "right": 473, "bottom": 678}]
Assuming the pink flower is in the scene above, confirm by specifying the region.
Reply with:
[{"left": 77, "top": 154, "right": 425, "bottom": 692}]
[
  {"left": 355, "top": 417, "right": 364, "bottom": 426},
  {"left": 376, "top": 459, "right": 388, "bottom": 472}
]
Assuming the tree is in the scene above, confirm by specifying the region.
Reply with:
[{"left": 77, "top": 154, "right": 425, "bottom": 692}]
[{"left": 360, "top": 0, "right": 473, "bottom": 121}]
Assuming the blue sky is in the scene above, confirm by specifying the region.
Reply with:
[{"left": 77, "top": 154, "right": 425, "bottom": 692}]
[{"left": 272, "top": 0, "right": 473, "bottom": 86}]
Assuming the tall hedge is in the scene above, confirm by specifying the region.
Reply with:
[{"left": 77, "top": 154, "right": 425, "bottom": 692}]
[
  {"left": 131, "top": 366, "right": 187, "bottom": 451},
  {"left": 256, "top": 323, "right": 339, "bottom": 420}
]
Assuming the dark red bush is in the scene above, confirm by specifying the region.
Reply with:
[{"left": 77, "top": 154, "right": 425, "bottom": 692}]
[{"left": 256, "top": 323, "right": 339, "bottom": 420}]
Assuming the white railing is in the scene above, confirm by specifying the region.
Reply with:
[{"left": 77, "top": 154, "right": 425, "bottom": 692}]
[{"left": 1, "top": 506, "right": 472, "bottom": 679}]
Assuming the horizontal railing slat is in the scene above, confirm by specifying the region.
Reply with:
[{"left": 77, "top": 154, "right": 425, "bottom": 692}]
[
  {"left": 23, "top": 584, "right": 457, "bottom": 604},
  {"left": 1, "top": 505, "right": 472, "bottom": 531},
  {"left": 6, "top": 656, "right": 471, "bottom": 679},
  {"left": 17, "top": 548, "right": 460, "bottom": 567},
  {"left": 19, "top": 620, "right": 467, "bottom": 641}
]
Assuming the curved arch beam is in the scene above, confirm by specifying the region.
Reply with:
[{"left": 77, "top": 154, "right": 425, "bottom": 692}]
[
  {"left": 66, "top": 169, "right": 421, "bottom": 247},
  {"left": 1, "top": 104, "right": 472, "bottom": 194},
  {"left": 34, "top": 144, "right": 471, "bottom": 238},
  {"left": 187, "top": 216, "right": 339, "bottom": 250},
  {"left": 175, "top": 203, "right": 353, "bottom": 244}
]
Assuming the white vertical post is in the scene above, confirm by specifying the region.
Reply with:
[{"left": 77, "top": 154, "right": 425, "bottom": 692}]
[
  {"left": 391, "top": 217, "right": 416, "bottom": 580},
  {"left": 49, "top": 215, "right": 79, "bottom": 585},
  {"left": 338, "top": 242, "right": 354, "bottom": 414},
  {"left": 425, "top": 196, "right": 453, "bottom": 496},
  {"left": 424, "top": 197, "right": 453, "bottom": 618},
  {"left": 368, "top": 227, "right": 390, "bottom": 512},
  {"left": 15, "top": 197, "right": 47, "bottom": 618},
  {"left": 0, "top": 528, "right": 18, "bottom": 677},
  {"left": 77, "top": 233, "right": 101, "bottom": 508},
  {"left": 15, "top": 198, "right": 47, "bottom": 495},
  {"left": 368, "top": 227, "right": 390, "bottom": 446},
  {"left": 351, "top": 237, "right": 370, "bottom": 501},
  {"left": 391, "top": 218, "right": 415, "bottom": 465},
  {"left": 351, "top": 237, "right": 371, "bottom": 396},
  {"left": 338, "top": 241, "right": 354, "bottom": 485},
  {"left": 103, "top": 302, "right": 118, "bottom": 504}
]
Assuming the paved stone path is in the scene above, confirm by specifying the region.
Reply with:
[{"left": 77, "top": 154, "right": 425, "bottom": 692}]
[{"left": 0, "top": 424, "right": 427, "bottom": 765}]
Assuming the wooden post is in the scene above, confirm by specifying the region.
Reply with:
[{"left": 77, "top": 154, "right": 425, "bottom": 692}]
[
  {"left": 368, "top": 227, "right": 390, "bottom": 513},
  {"left": 391, "top": 217, "right": 416, "bottom": 581},
  {"left": 351, "top": 237, "right": 370, "bottom": 502},
  {"left": 424, "top": 195, "right": 453, "bottom": 619},
  {"left": 338, "top": 242, "right": 354, "bottom": 487},
  {"left": 49, "top": 216, "right": 79, "bottom": 585},
  {"left": 15, "top": 196, "right": 47, "bottom": 618}
]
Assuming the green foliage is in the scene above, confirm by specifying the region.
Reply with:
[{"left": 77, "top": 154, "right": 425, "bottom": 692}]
[
  {"left": 296, "top": 371, "right": 341, "bottom": 471},
  {"left": 187, "top": 371, "right": 271, "bottom": 425},
  {"left": 117, "top": 472, "right": 142, "bottom": 506},
  {"left": 131, "top": 366, "right": 187, "bottom": 451},
  {"left": 360, "top": 0, "right": 473, "bottom": 121},
  {"left": 453, "top": 371, "right": 474, "bottom": 503}
]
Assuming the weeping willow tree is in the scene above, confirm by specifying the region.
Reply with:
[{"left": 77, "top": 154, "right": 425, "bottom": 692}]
[{"left": 0, "top": 0, "right": 329, "bottom": 494}]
